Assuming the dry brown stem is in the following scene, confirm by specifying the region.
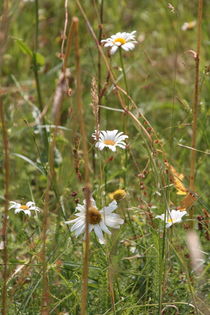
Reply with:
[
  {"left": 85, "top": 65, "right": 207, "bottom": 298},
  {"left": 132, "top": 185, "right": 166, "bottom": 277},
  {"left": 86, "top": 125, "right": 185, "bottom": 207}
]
[
  {"left": 74, "top": 17, "right": 92, "bottom": 315},
  {"left": 0, "top": 99, "right": 10, "bottom": 315}
]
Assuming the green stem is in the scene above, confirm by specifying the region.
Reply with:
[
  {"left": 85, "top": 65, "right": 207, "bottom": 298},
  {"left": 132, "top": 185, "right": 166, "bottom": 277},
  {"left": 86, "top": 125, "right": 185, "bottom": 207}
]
[
  {"left": 35, "top": 0, "right": 39, "bottom": 51},
  {"left": 33, "top": 0, "right": 48, "bottom": 160},
  {"left": 119, "top": 48, "right": 128, "bottom": 189},
  {"left": 119, "top": 48, "right": 129, "bottom": 95},
  {"left": 158, "top": 213, "right": 167, "bottom": 314}
]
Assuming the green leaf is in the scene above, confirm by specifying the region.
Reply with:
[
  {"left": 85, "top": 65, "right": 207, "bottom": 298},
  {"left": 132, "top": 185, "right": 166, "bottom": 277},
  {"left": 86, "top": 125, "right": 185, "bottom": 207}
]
[
  {"left": 13, "top": 153, "right": 46, "bottom": 175},
  {"left": 15, "top": 39, "right": 33, "bottom": 57},
  {"left": 35, "top": 52, "right": 45, "bottom": 66},
  {"left": 14, "top": 39, "right": 45, "bottom": 65}
]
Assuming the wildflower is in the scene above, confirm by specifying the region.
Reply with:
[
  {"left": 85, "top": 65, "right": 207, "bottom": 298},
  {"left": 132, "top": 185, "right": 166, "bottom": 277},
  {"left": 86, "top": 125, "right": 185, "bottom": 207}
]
[
  {"left": 92, "top": 130, "right": 128, "bottom": 152},
  {"left": 109, "top": 189, "right": 126, "bottom": 201},
  {"left": 181, "top": 21, "right": 196, "bottom": 31},
  {"left": 65, "top": 198, "right": 124, "bottom": 244},
  {"left": 155, "top": 209, "right": 187, "bottom": 228},
  {"left": 101, "top": 31, "right": 137, "bottom": 55},
  {"left": 165, "top": 162, "right": 187, "bottom": 195},
  {"left": 9, "top": 201, "right": 40, "bottom": 216}
]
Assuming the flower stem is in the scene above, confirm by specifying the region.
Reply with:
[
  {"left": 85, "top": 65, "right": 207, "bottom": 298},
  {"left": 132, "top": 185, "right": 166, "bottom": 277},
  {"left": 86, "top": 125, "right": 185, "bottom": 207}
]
[
  {"left": 119, "top": 48, "right": 129, "bottom": 189},
  {"left": 119, "top": 48, "right": 129, "bottom": 95}
]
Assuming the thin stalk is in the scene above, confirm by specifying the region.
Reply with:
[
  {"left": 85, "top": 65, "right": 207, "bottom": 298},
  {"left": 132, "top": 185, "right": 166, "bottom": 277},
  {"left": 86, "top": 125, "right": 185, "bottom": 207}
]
[
  {"left": 158, "top": 223, "right": 167, "bottom": 314},
  {"left": 34, "top": 0, "right": 43, "bottom": 112},
  {"left": 108, "top": 262, "right": 116, "bottom": 315},
  {"left": 0, "top": 0, "right": 9, "bottom": 68},
  {"left": 63, "top": 19, "right": 76, "bottom": 74},
  {"left": 60, "top": 0, "right": 69, "bottom": 63},
  {"left": 34, "top": 0, "right": 39, "bottom": 52},
  {"left": 92, "top": 0, "right": 104, "bottom": 185},
  {"left": 74, "top": 17, "right": 92, "bottom": 315},
  {"left": 1, "top": 100, "right": 10, "bottom": 315},
  {"left": 104, "top": 164, "right": 108, "bottom": 201},
  {"left": 37, "top": 2, "right": 50, "bottom": 309},
  {"left": 33, "top": 0, "right": 48, "bottom": 159},
  {"left": 189, "top": 0, "right": 203, "bottom": 228},
  {"left": 33, "top": 58, "right": 44, "bottom": 113},
  {"left": 98, "top": 0, "right": 104, "bottom": 107},
  {"left": 119, "top": 48, "right": 129, "bottom": 95},
  {"left": 40, "top": 183, "right": 50, "bottom": 314},
  {"left": 0, "top": 9, "right": 10, "bottom": 314},
  {"left": 119, "top": 48, "right": 129, "bottom": 188}
]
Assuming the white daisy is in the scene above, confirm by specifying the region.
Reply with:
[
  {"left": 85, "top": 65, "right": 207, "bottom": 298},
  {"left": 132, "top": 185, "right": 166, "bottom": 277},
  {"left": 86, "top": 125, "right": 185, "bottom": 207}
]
[
  {"left": 181, "top": 21, "right": 196, "bottom": 31},
  {"left": 65, "top": 198, "right": 124, "bottom": 244},
  {"left": 92, "top": 130, "right": 128, "bottom": 152},
  {"left": 9, "top": 201, "right": 40, "bottom": 216},
  {"left": 101, "top": 31, "right": 137, "bottom": 55},
  {"left": 156, "top": 209, "right": 187, "bottom": 228}
]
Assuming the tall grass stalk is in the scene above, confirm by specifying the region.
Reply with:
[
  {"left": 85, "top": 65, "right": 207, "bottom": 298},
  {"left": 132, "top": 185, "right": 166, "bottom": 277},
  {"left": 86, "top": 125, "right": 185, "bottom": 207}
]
[
  {"left": 60, "top": 0, "right": 69, "bottom": 63},
  {"left": 98, "top": 0, "right": 104, "bottom": 112},
  {"left": 189, "top": 0, "right": 203, "bottom": 228},
  {"left": 63, "top": 18, "right": 76, "bottom": 74},
  {"left": 40, "top": 183, "right": 50, "bottom": 314},
  {"left": 33, "top": 0, "right": 48, "bottom": 159},
  {"left": 108, "top": 261, "right": 116, "bottom": 315},
  {"left": 34, "top": 0, "right": 43, "bottom": 113},
  {"left": 74, "top": 17, "right": 92, "bottom": 315},
  {"left": 35, "top": 0, "right": 49, "bottom": 312},
  {"left": 0, "top": 4, "right": 10, "bottom": 313},
  {"left": 119, "top": 48, "right": 129, "bottom": 188},
  {"left": 91, "top": 0, "right": 104, "bottom": 181},
  {"left": 158, "top": 223, "right": 167, "bottom": 314},
  {"left": 0, "top": 100, "right": 10, "bottom": 315},
  {"left": 0, "top": 0, "right": 9, "bottom": 67}
]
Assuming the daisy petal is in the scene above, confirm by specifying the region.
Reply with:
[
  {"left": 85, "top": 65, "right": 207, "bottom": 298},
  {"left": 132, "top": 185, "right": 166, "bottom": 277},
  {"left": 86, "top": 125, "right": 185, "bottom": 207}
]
[
  {"left": 94, "top": 225, "right": 105, "bottom": 244},
  {"left": 110, "top": 45, "right": 118, "bottom": 55}
]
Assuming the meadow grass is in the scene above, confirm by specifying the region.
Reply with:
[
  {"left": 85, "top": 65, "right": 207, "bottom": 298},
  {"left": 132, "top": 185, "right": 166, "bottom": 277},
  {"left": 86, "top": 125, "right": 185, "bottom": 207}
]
[{"left": 0, "top": 0, "right": 210, "bottom": 314}]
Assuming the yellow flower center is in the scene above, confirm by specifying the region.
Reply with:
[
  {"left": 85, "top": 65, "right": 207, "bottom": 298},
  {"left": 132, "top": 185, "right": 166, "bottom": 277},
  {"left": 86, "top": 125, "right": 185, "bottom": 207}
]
[
  {"left": 167, "top": 218, "right": 173, "bottom": 223},
  {"left": 20, "top": 205, "right": 29, "bottom": 210},
  {"left": 104, "top": 140, "right": 116, "bottom": 146},
  {"left": 114, "top": 38, "right": 126, "bottom": 45},
  {"left": 88, "top": 207, "right": 102, "bottom": 225},
  {"left": 109, "top": 189, "right": 126, "bottom": 201}
]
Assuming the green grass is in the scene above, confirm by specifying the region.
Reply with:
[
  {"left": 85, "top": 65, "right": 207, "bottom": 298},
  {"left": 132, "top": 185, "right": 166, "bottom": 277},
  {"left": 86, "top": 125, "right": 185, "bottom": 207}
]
[{"left": 0, "top": 0, "right": 210, "bottom": 314}]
